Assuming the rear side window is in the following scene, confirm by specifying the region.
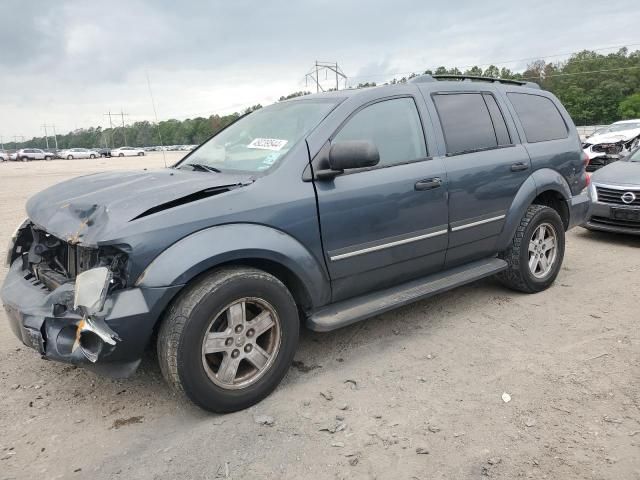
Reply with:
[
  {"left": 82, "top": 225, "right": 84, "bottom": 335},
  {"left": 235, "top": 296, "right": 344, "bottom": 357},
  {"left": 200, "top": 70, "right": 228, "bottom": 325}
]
[
  {"left": 333, "top": 97, "right": 427, "bottom": 167},
  {"left": 483, "top": 94, "right": 511, "bottom": 145},
  {"left": 433, "top": 93, "right": 505, "bottom": 154},
  {"left": 507, "top": 93, "right": 568, "bottom": 143}
]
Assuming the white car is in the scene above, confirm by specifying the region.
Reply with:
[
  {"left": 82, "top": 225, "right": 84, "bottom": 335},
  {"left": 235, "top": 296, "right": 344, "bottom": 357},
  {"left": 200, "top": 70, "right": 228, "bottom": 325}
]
[
  {"left": 58, "top": 148, "right": 100, "bottom": 160},
  {"left": 10, "top": 148, "right": 55, "bottom": 161},
  {"left": 0, "top": 150, "right": 8, "bottom": 161},
  {"left": 583, "top": 119, "right": 640, "bottom": 171},
  {"left": 111, "top": 146, "right": 145, "bottom": 157}
]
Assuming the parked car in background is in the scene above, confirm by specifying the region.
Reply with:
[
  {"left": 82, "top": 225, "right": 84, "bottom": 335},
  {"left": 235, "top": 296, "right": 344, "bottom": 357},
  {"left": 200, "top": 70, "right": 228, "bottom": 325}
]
[
  {"left": 58, "top": 148, "right": 100, "bottom": 160},
  {"left": 95, "top": 148, "right": 112, "bottom": 158},
  {"left": 582, "top": 119, "right": 640, "bottom": 171},
  {"left": 0, "top": 150, "right": 8, "bottom": 161},
  {"left": 2, "top": 75, "right": 589, "bottom": 413},
  {"left": 111, "top": 146, "right": 145, "bottom": 157},
  {"left": 9, "top": 148, "right": 54, "bottom": 161},
  {"left": 584, "top": 147, "right": 640, "bottom": 235}
]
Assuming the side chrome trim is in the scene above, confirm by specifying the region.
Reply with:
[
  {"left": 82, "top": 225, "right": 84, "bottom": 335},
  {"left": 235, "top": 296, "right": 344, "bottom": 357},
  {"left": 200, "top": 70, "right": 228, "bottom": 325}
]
[
  {"left": 330, "top": 229, "right": 448, "bottom": 261},
  {"left": 450, "top": 214, "right": 506, "bottom": 232}
]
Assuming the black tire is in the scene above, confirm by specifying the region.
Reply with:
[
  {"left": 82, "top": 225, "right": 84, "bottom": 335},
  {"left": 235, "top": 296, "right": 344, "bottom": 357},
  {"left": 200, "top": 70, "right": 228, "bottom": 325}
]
[
  {"left": 138, "top": 152, "right": 144, "bottom": 156},
  {"left": 45, "top": 156, "right": 53, "bottom": 161},
  {"left": 67, "top": 155, "right": 73, "bottom": 160},
  {"left": 89, "top": 154, "right": 95, "bottom": 159},
  {"left": 21, "top": 156, "right": 29, "bottom": 162},
  {"left": 497, "top": 204, "right": 565, "bottom": 293},
  {"left": 118, "top": 153, "right": 124, "bottom": 157},
  {"left": 157, "top": 266, "right": 299, "bottom": 413}
]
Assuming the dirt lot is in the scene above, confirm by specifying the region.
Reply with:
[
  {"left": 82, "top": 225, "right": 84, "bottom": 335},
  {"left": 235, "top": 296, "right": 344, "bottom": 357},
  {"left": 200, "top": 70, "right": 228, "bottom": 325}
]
[{"left": 0, "top": 154, "right": 639, "bottom": 480}]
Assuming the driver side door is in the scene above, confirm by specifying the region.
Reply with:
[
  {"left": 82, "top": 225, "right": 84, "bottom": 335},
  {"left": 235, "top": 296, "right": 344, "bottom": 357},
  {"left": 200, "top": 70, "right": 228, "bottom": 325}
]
[{"left": 313, "top": 96, "right": 449, "bottom": 302}]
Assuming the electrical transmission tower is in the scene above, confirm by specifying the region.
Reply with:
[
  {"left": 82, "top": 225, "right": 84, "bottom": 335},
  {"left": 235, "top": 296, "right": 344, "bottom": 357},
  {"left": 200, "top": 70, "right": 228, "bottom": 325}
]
[
  {"left": 104, "top": 110, "right": 129, "bottom": 147},
  {"left": 304, "top": 61, "right": 347, "bottom": 92}
]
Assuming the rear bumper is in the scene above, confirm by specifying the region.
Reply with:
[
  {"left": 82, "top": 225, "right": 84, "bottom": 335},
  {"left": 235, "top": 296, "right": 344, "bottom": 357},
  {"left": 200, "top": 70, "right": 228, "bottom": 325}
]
[
  {"left": 567, "top": 191, "right": 590, "bottom": 229},
  {"left": 1, "top": 261, "right": 181, "bottom": 377}
]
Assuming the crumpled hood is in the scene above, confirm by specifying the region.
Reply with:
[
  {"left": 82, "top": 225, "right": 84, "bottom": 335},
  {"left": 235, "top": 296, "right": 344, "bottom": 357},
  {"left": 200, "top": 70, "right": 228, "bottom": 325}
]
[
  {"left": 586, "top": 129, "right": 640, "bottom": 145},
  {"left": 26, "top": 168, "right": 254, "bottom": 246},
  {"left": 591, "top": 160, "right": 640, "bottom": 186}
]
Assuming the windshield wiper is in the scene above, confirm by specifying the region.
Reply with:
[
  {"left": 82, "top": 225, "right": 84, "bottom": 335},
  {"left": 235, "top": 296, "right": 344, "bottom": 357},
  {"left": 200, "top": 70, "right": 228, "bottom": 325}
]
[{"left": 181, "top": 163, "right": 222, "bottom": 173}]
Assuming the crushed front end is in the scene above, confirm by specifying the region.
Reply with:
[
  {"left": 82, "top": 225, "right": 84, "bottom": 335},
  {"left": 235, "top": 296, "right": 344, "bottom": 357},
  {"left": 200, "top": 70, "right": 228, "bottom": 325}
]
[{"left": 1, "top": 221, "right": 179, "bottom": 377}]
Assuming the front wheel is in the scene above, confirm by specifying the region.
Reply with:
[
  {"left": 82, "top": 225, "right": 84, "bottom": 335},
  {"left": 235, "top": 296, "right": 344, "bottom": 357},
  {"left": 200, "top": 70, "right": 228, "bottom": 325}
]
[
  {"left": 45, "top": 156, "right": 53, "bottom": 161},
  {"left": 89, "top": 154, "right": 95, "bottom": 159},
  {"left": 21, "top": 156, "right": 29, "bottom": 162},
  {"left": 118, "top": 153, "right": 124, "bottom": 157},
  {"left": 157, "top": 266, "right": 299, "bottom": 413},
  {"left": 497, "top": 204, "right": 565, "bottom": 293},
  {"left": 138, "top": 152, "right": 144, "bottom": 156},
  {"left": 67, "top": 155, "right": 73, "bottom": 160}
]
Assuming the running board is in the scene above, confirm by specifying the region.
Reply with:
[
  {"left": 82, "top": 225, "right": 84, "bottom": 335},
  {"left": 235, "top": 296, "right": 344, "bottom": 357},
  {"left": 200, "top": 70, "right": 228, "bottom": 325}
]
[{"left": 306, "top": 257, "right": 507, "bottom": 332}]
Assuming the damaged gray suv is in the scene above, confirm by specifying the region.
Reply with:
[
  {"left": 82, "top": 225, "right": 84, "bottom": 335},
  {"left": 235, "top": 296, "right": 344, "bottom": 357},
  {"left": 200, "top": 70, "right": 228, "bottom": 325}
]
[{"left": 2, "top": 75, "right": 590, "bottom": 412}]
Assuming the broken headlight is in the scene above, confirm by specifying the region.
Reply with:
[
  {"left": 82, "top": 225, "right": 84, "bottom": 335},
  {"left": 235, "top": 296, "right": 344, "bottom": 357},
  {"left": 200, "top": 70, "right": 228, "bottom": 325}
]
[
  {"left": 5, "top": 218, "right": 29, "bottom": 266},
  {"left": 73, "top": 266, "right": 112, "bottom": 316}
]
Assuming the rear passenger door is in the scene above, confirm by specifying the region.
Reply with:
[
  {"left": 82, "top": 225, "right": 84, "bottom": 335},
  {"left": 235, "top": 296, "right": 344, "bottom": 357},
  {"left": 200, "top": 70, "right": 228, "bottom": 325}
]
[{"left": 429, "top": 91, "right": 532, "bottom": 267}]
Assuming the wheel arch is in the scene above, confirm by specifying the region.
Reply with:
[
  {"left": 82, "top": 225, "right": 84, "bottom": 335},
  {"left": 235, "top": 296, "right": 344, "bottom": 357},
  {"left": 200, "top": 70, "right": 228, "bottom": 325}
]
[
  {"left": 497, "top": 169, "right": 572, "bottom": 250},
  {"left": 136, "top": 223, "right": 330, "bottom": 312}
]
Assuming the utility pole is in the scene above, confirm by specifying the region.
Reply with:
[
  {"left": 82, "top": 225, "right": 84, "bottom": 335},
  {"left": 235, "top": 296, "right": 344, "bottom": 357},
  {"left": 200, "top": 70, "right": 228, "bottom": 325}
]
[
  {"left": 51, "top": 125, "right": 58, "bottom": 150},
  {"left": 120, "top": 110, "right": 129, "bottom": 145},
  {"left": 305, "top": 61, "right": 347, "bottom": 92},
  {"left": 104, "top": 111, "right": 115, "bottom": 148},
  {"left": 41, "top": 124, "right": 50, "bottom": 149},
  {"left": 0, "top": 135, "right": 4, "bottom": 150}
]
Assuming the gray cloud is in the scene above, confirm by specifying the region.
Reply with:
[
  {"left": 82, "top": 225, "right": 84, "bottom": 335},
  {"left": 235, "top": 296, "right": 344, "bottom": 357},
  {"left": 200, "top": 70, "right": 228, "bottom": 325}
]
[{"left": 0, "top": 0, "right": 638, "bottom": 138}]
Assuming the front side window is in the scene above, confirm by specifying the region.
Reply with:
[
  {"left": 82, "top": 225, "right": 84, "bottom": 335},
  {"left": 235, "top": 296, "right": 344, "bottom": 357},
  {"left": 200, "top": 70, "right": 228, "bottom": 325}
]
[
  {"left": 180, "top": 99, "right": 337, "bottom": 173},
  {"left": 433, "top": 93, "right": 499, "bottom": 154},
  {"left": 507, "top": 93, "right": 568, "bottom": 143},
  {"left": 333, "top": 97, "right": 427, "bottom": 167}
]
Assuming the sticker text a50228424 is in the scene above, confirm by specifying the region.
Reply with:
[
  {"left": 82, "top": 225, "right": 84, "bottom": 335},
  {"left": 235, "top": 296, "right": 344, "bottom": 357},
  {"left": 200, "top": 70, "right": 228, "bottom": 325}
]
[{"left": 247, "top": 138, "right": 288, "bottom": 151}]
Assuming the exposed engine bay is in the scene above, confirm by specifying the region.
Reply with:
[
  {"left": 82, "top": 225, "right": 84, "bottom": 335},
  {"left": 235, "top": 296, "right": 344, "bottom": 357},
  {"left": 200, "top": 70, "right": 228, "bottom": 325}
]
[{"left": 11, "top": 223, "right": 128, "bottom": 293}]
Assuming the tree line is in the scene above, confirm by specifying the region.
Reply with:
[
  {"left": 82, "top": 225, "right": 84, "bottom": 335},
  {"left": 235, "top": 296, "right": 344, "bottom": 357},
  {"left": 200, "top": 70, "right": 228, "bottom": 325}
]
[{"left": 7, "top": 48, "right": 639, "bottom": 150}]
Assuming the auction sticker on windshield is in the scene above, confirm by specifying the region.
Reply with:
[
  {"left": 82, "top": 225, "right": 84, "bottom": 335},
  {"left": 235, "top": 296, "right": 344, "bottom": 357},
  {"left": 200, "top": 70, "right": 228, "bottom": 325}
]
[{"left": 247, "top": 138, "right": 288, "bottom": 151}]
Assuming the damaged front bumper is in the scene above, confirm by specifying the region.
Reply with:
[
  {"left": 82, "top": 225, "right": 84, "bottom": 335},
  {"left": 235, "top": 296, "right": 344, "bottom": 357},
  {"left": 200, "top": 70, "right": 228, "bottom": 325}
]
[{"left": 1, "top": 260, "right": 181, "bottom": 377}]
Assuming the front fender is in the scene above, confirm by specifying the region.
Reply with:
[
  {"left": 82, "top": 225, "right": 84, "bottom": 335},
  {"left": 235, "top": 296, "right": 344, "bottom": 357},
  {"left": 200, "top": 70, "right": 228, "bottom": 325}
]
[
  {"left": 135, "top": 223, "right": 330, "bottom": 308},
  {"left": 496, "top": 169, "right": 572, "bottom": 251}
]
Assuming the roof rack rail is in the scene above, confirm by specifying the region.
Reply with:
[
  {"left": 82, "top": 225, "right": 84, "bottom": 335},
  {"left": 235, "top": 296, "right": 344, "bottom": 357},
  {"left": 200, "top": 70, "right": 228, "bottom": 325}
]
[
  {"left": 410, "top": 74, "right": 540, "bottom": 89},
  {"left": 432, "top": 74, "right": 540, "bottom": 89}
]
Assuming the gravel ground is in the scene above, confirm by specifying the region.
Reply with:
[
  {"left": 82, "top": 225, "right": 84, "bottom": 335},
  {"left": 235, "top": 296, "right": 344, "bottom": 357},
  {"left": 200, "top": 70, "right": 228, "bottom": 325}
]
[{"left": 0, "top": 154, "right": 639, "bottom": 480}]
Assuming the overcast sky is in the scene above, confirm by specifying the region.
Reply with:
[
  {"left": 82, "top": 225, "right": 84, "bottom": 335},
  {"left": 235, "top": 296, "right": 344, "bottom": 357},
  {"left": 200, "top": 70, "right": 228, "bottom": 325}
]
[{"left": 1, "top": 0, "right": 638, "bottom": 140}]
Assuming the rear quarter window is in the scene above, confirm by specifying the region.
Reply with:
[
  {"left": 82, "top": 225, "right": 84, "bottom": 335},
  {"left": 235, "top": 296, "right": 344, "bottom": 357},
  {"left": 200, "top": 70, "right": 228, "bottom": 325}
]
[{"left": 507, "top": 93, "right": 568, "bottom": 143}]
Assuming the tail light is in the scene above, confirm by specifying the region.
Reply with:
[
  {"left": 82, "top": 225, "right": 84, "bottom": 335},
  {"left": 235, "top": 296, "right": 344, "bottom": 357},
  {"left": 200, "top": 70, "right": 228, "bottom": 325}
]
[
  {"left": 585, "top": 172, "right": 591, "bottom": 187},
  {"left": 583, "top": 151, "right": 590, "bottom": 168}
]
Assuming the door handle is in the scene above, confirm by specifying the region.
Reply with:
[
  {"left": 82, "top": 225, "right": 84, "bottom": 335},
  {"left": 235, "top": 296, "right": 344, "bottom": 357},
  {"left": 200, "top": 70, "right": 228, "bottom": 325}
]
[
  {"left": 415, "top": 177, "right": 442, "bottom": 191},
  {"left": 511, "top": 162, "right": 529, "bottom": 172}
]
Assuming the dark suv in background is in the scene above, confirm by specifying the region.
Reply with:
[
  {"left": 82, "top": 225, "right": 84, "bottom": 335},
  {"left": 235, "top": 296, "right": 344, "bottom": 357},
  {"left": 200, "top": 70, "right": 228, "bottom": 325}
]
[{"left": 2, "top": 75, "right": 589, "bottom": 412}]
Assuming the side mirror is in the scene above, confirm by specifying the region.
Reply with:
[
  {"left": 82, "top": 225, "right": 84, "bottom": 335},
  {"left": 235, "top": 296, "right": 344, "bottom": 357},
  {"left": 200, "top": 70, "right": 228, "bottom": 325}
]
[{"left": 328, "top": 140, "right": 380, "bottom": 171}]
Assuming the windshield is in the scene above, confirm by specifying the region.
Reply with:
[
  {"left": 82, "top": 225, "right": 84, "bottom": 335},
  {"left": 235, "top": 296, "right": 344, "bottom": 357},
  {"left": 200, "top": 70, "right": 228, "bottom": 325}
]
[
  {"left": 178, "top": 99, "right": 336, "bottom": 173},
  {"left": 629, "top": 148, "right": 640, "bottom": 162},
  {"left": 609, "top": 122, "right": 640, "bottom": 132}
]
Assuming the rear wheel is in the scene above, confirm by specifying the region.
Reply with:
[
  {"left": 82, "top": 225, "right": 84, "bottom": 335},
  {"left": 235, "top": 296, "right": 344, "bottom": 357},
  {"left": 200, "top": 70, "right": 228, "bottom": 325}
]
[
  {"left": 497, "top": 204, "right": 565, "bottom": 293},
  {"left": 138, "top": 151, "right": 144, "bottom": 156},
  {"left": 157, "top": 266, "right": 299, "bottom": 413}
]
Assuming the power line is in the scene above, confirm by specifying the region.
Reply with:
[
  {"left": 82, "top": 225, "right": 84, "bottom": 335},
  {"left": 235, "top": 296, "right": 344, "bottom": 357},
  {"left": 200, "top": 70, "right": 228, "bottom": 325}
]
[
  {"left": 522, "top": 65, "right": 640, "bottom": 80},
  {"left": 346, "top": 41, "right": 640, "bottom": 84}
]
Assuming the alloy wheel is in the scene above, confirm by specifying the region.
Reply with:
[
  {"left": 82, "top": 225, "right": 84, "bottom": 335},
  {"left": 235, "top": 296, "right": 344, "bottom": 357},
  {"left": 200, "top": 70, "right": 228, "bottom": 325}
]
[
  {"left": 201, "top": 297, "right": 281, "bottom": 390},
  {"left": 528, "top": 222, "right": 557, "bottom": 279}
]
